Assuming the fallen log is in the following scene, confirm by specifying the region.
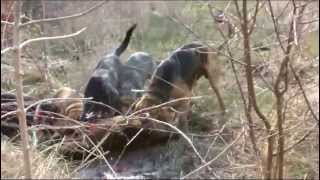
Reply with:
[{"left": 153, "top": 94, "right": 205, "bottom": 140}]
[
  {"left": 1, "top": 93, "right": 39, "bottom": 137},
  {"left": 1, "top": 93, "right": 181, "bottom": 157}
]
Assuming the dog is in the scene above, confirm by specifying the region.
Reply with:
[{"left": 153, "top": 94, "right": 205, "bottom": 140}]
[
  {"left": 80, "top": 24, "right": 137, "bottom": 121},
  {"left": 134, "top": 42, "right": 225, "bottom": 131},
  {"left": 119, "top": 52, "right": 156, "bottom": 113}
]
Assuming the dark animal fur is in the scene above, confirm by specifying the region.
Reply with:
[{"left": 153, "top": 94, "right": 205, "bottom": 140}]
[
  {"left": 135, "top": 42, "right": 225, "bottom": 130},
  {"left": 119, "top": 52, "right": 156, "bottom": 113},
  {"left": 81, "top": 24, "right": 137, "bottom": 121}
]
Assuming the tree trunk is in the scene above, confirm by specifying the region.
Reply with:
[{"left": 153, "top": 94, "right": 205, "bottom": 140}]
[{"left": 13, "top": 0, "right": 32, "bottom": 178}]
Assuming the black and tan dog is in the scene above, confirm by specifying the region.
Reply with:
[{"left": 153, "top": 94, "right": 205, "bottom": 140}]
[
  {"left": 80, "top": 24, "right": 137, "bottom": 121},
  {"left": 119, "top": 52, "right": 156, "bottom": 113},
  {"left": 134, "top": 42, "right": 225, "bottom": 130}
]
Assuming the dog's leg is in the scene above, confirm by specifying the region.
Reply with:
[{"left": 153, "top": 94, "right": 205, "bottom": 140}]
[
  {"left": 205, "top": 52, "right": 226, "bottom": 114},
  {"left": 207, "top": 76, "right": 226, "bottom": 114},
  {"left": 175, "top": 101, "right": 191, "bottom": 134}
]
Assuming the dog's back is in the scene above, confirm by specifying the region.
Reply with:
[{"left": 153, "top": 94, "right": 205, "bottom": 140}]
[
  {"left": 147, "top": 43, "right": 206, "bottom": 102},
  {"left": 81, "top": 24, "right": 137, "bottom": 121},
  {"left": 126, "top": 52, "right": 156, "bottom": 80},
  {"left": 136, "top": 42, "right": 225, "bottom": 115},
  {"left": 119, "top": 52, "right": 156, "bottom": 113}
]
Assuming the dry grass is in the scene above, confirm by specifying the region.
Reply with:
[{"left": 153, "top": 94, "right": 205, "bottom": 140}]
[
  {"left": 1, "top": 139, "right": 72, "bottom": 179},
  {"left": 1, "top": 1, "right": 318, "bottom": 179}
]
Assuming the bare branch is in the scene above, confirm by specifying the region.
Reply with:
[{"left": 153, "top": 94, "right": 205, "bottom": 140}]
[
  {"left": 1, "top": 47, "right": 14, "bottom": 55},
  {"left": 267, "top": 0, "right": 286, "bottom": 52},
  {"left": 85, "top": 134, "right": 118, "bottom": 178},
  {"left": 234, "top": 0, "right": 243, "bottom": 20},
  {"left": 289, "top": 63, "right": 319, "bottom": 122},
  {"left": 242, "top": 0, "right": 271, "bottom": 130},
  {"left": 128, "top": 96, "right": 205, "bottom": 118},
  {"left": 248, "top": 0, "right": 261, "bottom": 35},
  {"left": 208, "top": 8, "right": 259, "bottom": 155},
  {"left": 182, "top": 130, "right": 244, "bottom": 179},
  {"left": 140, "top": 116, "right": 207, "bottom": 164},
  {"left": 19, "top": 1, "right": 107, "bottom": 28},
  {"left": 19, "top": 27, "right": 87, "bottom": 50},
  {"left": 273, "top": 124, "right": 318, "bottom": 156},
  {"left": 298, "top": 18, "right": 319, "bottom": 24},
  {"left": 1, "top": 27, "right": 87, "bottom": 55},
  {"left": 1, "top": 97, "right": 91, "bottom": 119},
  {"left": 165, "top": 13, "right": 249, "bottom": 67},
  {"left": 1, "top": 20, "right": 14, "bottom": 26}
]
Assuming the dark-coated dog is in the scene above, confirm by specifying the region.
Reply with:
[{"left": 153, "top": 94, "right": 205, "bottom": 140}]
[
  {"left": 134, "top": 42, "right": 225, "bottom": 130},
  {"left": 80, "top": 24, "right": 137, "bottom": 121},
  {"left": 119, "top": 52, "right": 156, "bottom": 113}
]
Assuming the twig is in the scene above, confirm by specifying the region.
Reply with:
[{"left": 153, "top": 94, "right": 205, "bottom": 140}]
[
  {"left": 128, "top": 96, "right": 205, "bottom": 117},
  {"left": 298, "top": 18, "right": 319, "bottom": 24},
  {"left": 71, "top": 150, "right": 109, "bottom": 175},
  {"left": 248, "top": 0, "right": 261, "bottom": 35},
  {"left": 289, "top": 63, "right": 319, "bottom": 122},
  {"left": 267, "top": 0, "right": 286, "bottom": 52},
  {"left": 204, "top": 123, "right": 227, "bottom": 160},
  {"left": 209, "top": 5, "right": 259, "bottom": 155},
  {"left": 19, "top": 1, "right": 107, "bottom": 28},
  {"left": 114, "top": 128, "right": 144, "bottom": 167},
  {"left": 164, "top": 12, "right": 250, "bottom": 67},
  {"left": 80, "top": 130, "right": 112, "bottom": 165},
  {"left": 84, "top": 134, "right": 118, "bottom": 178},
  {"left": 135, "top": 116, "right": 206, "bottom": 164},
  {"left": 234, "top": 0, "right": 243, "bottom": 20},
  {"left": 1, "top": 97, "right": 92, "bottom": 119},
  {"left": 272, "top": 123, "right": 318, "bottom": 156},
  {"left": 1, "top": 20, "right": 14, "bottom": 25},
  {"left": 1, "top": 27, "right": 87, "bottom": 55},
  {"left": 182, "top": 130, "right": 244, "bottom": 179}
]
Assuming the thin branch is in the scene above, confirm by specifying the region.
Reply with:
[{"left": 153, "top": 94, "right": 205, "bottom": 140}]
[
  {"left": 208, "top": 8, "right": 259, "bottom": 155},
  {"left": 84, "top": 134, "right": 118, "bottom": 178},
  {"left": 234, "top": 0, "right": 243, "bottom": 20},
  {"left": 1, "top": 20, "right": 14, "bottom": 26},
  {"left": 182, "top": 130, "right": 244, "bottom": 179},
  {"left": 267, "top": 0, "right": 286, "bottom": 52},
  {"left": 1, "top": 27, "right": 87, "bottom": 55},
  {"left": 298, "top": 18, "right": 319, "bottom": 24},
  {"left": 289, "top": 63, "right": 319, "bottom": 122},
  {"left": 1, "top": 97, "right": 91, "bottom": 119},
  {"left": 273, "top": 123, "right": 318, "bottom": 156},
  {"left": 19, "top": 27, "right": 87, "bottom": 51},
  {"left": 1, "top": 47, "right": 14, "bottom": 55},
  {"left": 248, "top": 0, "right": 260, "bottom": 35},
  {"left": 165, "top": 13, "right": 249, "bottom": 67},
  {"left": 128, "top": 96, "right": 205, "bottom": 118},
  {"left": 19, "top": 1, "right": 107, "bottom": 28},
  {"left": 140, "top": 116, "right": 206, "bottom": 164},
  {"left": 114, "top": 128, "right": 144, "bottom": 167},
  {"left": 242, "top": 0, "right": 271, "bottom": 130}
]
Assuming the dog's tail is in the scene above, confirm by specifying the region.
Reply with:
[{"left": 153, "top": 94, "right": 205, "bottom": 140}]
[{"left": 114, "top": 24, "right": 137, "bottom": 56}]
